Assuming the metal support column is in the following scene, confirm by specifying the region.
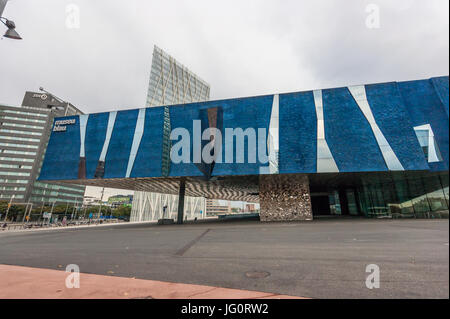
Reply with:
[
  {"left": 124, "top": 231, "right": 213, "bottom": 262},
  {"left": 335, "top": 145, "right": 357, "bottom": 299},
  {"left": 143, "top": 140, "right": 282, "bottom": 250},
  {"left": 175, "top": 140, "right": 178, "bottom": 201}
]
[{"left": 177, "top": 178, "right": 186, "bottom": 224}]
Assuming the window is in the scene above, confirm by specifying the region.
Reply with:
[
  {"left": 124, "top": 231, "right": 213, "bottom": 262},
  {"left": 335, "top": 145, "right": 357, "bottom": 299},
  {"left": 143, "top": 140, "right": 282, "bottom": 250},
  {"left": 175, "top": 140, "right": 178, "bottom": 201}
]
[
  {"left": 0, "top": 171, "right": 31, "bottom": 176},
  {"left": 414, "top": 124, "right": 443, "bottom": 163},
  {"left": 0, "top": 179, "right": 28, "bottom": 184},
  {"left": 0, "top": 143, "right": 38, "bottom": 149},
  {"left": 0, "top": 129, "right": 42, "bottom": 136},
  {"left": 0, "top": 135, "right": 40, "bottom": 142},
  {"left": 0, "top": 157, "right": 34, "bottom": 162},
  {"left": 0, "top": 164, "right": 32, "bottom": 169},
  {"left": 2, "top": 122, "right": 44, "bottom": 130},
  {"left": 0, "top": 109, "right": 48, "bottom": 117},
  {"left": 0, "top": 186, "right": 26, "bottom": 191},
  {"left": 0, "top": 194, "right": 24, "bottom": 199},
  {"left": 1, "top": 116, "right": 46, "bottom": 124},
  {"left": 1, "top": 149, "right": 36, "bottom": 155}
]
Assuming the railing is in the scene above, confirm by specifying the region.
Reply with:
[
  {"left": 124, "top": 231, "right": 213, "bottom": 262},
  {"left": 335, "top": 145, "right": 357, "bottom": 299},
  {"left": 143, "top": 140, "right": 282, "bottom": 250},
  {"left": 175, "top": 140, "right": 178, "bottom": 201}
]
[{"left": 0, "top": 218, "right": 123, "bottom": 232}]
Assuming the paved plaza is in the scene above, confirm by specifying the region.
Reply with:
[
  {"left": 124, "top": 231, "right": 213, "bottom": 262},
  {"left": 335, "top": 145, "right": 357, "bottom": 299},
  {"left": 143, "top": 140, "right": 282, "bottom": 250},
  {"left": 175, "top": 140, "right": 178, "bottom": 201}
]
[{"left": 0, "top": 219, "right": 448, "bottom": 299}]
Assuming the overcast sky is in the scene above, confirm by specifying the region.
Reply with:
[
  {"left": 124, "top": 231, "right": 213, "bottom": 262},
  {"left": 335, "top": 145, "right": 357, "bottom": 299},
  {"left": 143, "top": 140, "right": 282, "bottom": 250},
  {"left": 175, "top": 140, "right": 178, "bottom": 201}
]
[{"left": 1, "top": 0, "right": 448, "bottom": 199}]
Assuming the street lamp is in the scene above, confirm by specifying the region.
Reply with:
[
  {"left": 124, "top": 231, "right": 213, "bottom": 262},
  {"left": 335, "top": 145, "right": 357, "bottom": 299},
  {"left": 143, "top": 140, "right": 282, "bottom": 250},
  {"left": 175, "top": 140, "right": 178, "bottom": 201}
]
[
  {"left": 1, "top": 0, "right": 22, "bottom": 40},
  {"left": 1, "top": 17, "right": 21, "bottom": 39}
]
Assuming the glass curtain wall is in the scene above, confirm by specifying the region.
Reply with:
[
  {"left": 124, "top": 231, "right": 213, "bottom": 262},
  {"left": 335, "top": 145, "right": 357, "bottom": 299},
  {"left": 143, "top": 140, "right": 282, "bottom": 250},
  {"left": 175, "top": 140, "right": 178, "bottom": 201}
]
[{"left": 356, "top": 172, "right": 449, "bottom": 218}]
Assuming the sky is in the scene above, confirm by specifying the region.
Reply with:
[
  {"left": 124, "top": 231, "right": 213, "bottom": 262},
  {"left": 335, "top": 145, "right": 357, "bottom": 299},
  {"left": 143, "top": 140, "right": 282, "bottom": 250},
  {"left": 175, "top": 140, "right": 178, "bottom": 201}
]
[{"left": 0, "top": 0, "right": 448, "bottom": 199}]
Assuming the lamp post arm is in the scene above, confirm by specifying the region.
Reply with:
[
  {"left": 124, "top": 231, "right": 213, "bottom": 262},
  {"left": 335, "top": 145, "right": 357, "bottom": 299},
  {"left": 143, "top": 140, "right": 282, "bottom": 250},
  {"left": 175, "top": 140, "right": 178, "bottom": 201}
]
[{"left": 0, "top": 0, "right": 8, "bottom": 18}]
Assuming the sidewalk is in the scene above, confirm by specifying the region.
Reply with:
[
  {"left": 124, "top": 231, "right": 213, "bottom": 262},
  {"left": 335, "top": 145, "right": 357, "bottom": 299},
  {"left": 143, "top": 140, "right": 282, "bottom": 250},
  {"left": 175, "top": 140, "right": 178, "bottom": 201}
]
[
  {"left": 0, "top": 220, "right": 153, "bottom": 234},
  {"left": 0, "top": 265, "right": 305, "bottom": 299}
]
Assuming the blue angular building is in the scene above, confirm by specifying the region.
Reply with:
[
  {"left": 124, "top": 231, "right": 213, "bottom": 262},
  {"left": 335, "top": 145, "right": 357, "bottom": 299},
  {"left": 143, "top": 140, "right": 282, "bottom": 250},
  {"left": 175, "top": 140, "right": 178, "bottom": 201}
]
[{"left": 38, "top": 76, "right": 449, "bottom": 222}]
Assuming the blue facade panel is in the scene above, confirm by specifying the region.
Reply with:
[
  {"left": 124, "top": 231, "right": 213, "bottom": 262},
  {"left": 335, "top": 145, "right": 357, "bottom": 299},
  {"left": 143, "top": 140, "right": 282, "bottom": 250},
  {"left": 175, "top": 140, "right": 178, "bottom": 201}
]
[
  {"left": 168, "top": 102, "right": 207, "bottom": 178},
  {"left": 398, "top": 78, "right": 449, "bottom": 171},
  {"left": 365, "top": 82, "right": 429, "bottom": 171},
  {"left": 130, "top": 107, "right": 165, "bottom": 178},
  {"left": 323, "top": 87, "right": 388, "bottom": 172},
  {"left": 213, "top": 95, "right": 272, "bottom": 176},
  {"left": 39, "top": 116, "right": 80, "bottom": 180},
  {"left": 103, "top": 110, "right": 139, "bottom": 178},
  {"left": 279, "top": 91, "right": 316, "bottom": 173},
  {"left": 430, "top": 76, "right": 449, "bottom": 118},
  {"left": 169, "top": 95, "right": 273, "bottom": 177},
  {"left": 84, "top": 113, "right": 108, "bottom": 179}
]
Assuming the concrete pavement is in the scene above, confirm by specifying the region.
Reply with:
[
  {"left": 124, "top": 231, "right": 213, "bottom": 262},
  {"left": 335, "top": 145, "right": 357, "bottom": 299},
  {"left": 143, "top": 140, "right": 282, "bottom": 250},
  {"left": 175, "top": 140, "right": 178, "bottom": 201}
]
[{"left": 0, "top": 218, "right": 448, "bottom": 298}]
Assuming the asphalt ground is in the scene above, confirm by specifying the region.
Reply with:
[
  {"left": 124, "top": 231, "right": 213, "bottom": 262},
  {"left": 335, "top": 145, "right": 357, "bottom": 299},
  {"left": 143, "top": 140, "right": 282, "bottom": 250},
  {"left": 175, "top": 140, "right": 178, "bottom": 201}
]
[{"left": 0, "top": 218, "right": 448, "bottom": 299}]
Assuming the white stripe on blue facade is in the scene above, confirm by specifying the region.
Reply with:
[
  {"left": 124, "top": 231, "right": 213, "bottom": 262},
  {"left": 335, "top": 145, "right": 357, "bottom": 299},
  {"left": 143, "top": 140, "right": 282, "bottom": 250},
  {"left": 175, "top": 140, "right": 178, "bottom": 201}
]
[
  {"left": 126, "top": 108, "right": 146, "bottom": 178},
  {"left": 99, "top": 111, "right": 117, "bottom": 162},
  {"left": 267, "top": 94, "right": 279, "bottom": 174},
  {"left": 348, "top": 85, "right": 404, "bottom": 171},
  {"left": 313, "top": 89, "right": 339, "bottom": 173},
  {"left": 79, "top": 114, "right": 89, "bottom": 157}
]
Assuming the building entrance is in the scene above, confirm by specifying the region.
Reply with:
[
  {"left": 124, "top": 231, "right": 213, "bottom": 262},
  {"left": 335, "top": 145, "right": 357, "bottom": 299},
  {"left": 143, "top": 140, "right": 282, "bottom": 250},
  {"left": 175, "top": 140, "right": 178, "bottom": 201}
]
[{"left": 311, "top": 193, "right": 331, "bottom": 216}]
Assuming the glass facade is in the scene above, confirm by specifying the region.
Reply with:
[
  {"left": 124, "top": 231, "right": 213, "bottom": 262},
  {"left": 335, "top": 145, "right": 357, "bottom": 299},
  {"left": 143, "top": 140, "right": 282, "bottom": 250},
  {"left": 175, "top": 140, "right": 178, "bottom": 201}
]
[
  {"left": 0, "top": 157, "right": 34, "bottom": 162},
  {"left": 354, "top": 172, "right": 449, "bottom": 218},
  {"left": 0, "top": 143, "right": 39, "bottom": 149},
  {"left": 0, "top": 179, "right": 28, "bottom": 184},
  {"left": 0, "top": 109, "right": 48, "bottom": 117},
  {"left": 30, "top": 196, "right": 80, "bottom": 204},
  {"left": 146, "top": 46, "right": 210, "bottom": 108},
  {"left": 328, "top": 190, "right": 341, "bottom": 215},
  {"left": 0, "top": 129, "right": 42, "bottom": 136},
  {"left": 310, "top": 171, "right": 448, "bottom": 219},
  {"left": 2, "top": 149, "right": 36, "bottom": 155},
  {"left": 1, "top": 116, "right": 46, "bottom": 123},
  {"left": 0, "top": 194, "right": 24, "bottom": 199},
  {"left": 2, "top": 122, "right": 45, "bottom": 129},
  {"left": 346, "top": 189, "right": 359, "bottom": 215},
  {"left": 0, "top": 135, "right": 40, "bottom": 142}
]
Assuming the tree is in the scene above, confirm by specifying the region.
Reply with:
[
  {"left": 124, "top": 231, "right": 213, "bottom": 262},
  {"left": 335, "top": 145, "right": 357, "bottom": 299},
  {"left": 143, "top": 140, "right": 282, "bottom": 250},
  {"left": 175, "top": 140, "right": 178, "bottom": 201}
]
[
  {"left": 0, "top": 200, "right": 25, "bottom": 221},
  {"left": 112, "top": 205, "right": 131, "bottom": 219}
]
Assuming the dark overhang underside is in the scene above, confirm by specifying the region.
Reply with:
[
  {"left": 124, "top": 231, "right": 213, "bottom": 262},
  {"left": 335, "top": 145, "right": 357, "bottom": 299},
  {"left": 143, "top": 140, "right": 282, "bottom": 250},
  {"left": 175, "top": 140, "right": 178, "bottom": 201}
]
[
  {"left": 40, "top": 170, "right": 445, "bottom": 203},
  {"left": 42, "top": 175, "right": 260, "bottom": 202}
]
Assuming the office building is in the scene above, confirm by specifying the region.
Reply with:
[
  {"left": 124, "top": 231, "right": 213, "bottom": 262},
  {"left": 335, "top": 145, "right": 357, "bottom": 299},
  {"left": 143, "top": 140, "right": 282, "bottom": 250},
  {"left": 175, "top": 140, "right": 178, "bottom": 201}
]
[
  {"left": 205, "top": 199, "right": 231, "bottom": 217},
  {"left": 0, "top": 91, "right": 85, "bottom": 206},
  {"left": 146, "top": 45, "right": 210, "bottom": 107}
]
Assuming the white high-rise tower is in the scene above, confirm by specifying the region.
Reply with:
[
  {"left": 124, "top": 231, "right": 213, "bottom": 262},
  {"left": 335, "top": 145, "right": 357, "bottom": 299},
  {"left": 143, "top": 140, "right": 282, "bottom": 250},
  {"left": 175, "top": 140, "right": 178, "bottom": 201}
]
[{"left": 130, "top": 46, "right": 210, "bottom": 222}]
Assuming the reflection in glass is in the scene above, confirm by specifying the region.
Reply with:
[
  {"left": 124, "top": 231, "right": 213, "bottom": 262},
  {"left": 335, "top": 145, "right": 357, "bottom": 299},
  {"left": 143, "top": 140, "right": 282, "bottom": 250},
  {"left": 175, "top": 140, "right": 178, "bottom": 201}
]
[
  {"left": 407, "top": 175, "right": 430, "bottom": 217},
  {"left": 423, "top": 174, "right": 447, "bottom": 212},
  {"left": 440, "top": 173, "right": 449, "bottom": 207},
  {"left": 346, "top": 189, "right": 359, "bottom": 215},
  {"left": 329, "top": 190, "right": 341, "bottom": 215}
]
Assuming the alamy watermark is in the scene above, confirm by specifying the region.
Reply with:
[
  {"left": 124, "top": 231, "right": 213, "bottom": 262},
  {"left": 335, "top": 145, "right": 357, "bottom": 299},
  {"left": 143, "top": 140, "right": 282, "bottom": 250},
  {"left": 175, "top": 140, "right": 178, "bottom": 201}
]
[
  {"left": 365, "top": 264, "right": 380, "bottom": 289},
  {"left": 65, "top": 4, "right": 80, "bottom": 29},
  {"left": 65, "top": 264, "right": 80, "bottom": 288},
  {"left": 170, "top": 120, "right": 276, "bottom": 173},
  {"left": 365, "top": 4, "right": 380, "bottom": 29}
]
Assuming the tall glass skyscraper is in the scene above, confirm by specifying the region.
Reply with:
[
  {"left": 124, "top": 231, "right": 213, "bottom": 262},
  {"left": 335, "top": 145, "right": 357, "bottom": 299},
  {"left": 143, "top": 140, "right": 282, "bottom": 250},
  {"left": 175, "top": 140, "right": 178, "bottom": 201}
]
[
  {"left": 146, "top": 45, "right": 210, "bottom": 107},
  {"left": 131, "top": 46, "right": 210, "bottom": 222}
]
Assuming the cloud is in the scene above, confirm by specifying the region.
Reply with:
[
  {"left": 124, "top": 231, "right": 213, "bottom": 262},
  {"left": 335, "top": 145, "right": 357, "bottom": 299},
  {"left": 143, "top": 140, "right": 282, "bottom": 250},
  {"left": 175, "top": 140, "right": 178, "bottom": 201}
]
[
  {"left": 0, "top": 0, "right": 447, "bottom": 111},
  {"left": 1, "top": 0, "right": 448, "bottom": 198}
]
